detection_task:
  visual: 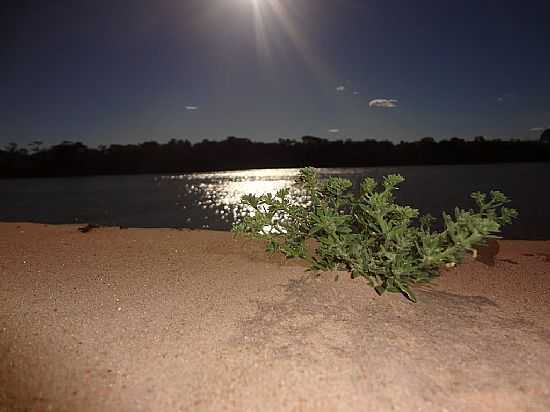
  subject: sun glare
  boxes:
[239,0,332,83]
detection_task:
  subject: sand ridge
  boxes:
[1,223,550,411]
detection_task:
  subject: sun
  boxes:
[230,0,332,83]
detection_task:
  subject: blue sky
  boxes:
[1,0,549,147]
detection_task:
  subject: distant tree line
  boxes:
[1,130,549,178]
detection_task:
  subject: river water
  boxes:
[1,163,548,239]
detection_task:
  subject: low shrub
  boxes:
[233,168,517,302]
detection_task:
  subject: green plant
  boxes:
[232,168,518,302]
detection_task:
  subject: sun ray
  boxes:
[249,0,335,84]
[252,0,272,61]
[275,1,334,83]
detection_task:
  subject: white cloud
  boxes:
[529,127,545,132]
[185,106,199,111]
[497,93,515,103]
[336,86,345,92]
[369,99,398,108]
[328,129,340,133]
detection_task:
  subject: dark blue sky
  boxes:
[1,0,549,147]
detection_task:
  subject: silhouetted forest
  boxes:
[1,132,549,178]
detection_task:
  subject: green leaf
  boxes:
[232,167,517,303]
[374,285,386,296]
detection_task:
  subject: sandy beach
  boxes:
[1,222,550,412]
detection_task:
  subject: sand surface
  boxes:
[1,223,550,412]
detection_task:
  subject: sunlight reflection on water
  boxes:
[160,168,382,228]
[162,168,303,226]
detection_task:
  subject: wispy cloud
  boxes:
[336,86,345,92]
[529,127,545,132]
[497,93,515,103]
[185,106,199,111]
[369,99,398,108]
[328,129,340,133]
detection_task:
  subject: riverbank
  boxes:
[1,223,550,411]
